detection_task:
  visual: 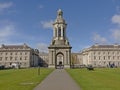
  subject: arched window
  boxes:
[58,28,61,37]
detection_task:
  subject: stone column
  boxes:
[55,29,57,37]
[56,28,58,39]
[68,50,70,65]
[49,50,55,68]
[68,50,71,65]
[61,26,63,37]
[64,28,66,38]
[66,51,68,64]
[53,28,55,37]
[51,51,53,64]
[49,51,52,65]
[53,51,55,65]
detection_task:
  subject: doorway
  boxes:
[56,53,64,69]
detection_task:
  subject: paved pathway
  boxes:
[34,69,80,90]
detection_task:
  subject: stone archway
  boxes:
[55,53,64,69]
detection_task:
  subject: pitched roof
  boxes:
[91,44,120,48]
[0,44,31,49]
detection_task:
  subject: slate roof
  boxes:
[91,44,120,48]
[0,44,31,49]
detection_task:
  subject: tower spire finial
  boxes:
[57,9,63,18]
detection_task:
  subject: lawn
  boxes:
[0,68,53,90]
[66,68,120,90]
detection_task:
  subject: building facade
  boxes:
[39,52,48,67]
[39,44,120,68]
[81,44,120,67]
[0,44,39,68]
[71,53,82,65]
[48,9,72,68]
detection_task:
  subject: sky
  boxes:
[0,0,120,52]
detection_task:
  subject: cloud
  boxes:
[0,25,14,37]
[111,29,120,41]
[0,21,15,43]
[111,13,120,42]
[0,2,13,12]
[41,20,54,29]
[92,33,107,43]
[112,14,120,25]
[36,43,48,52]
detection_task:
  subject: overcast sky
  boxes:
[0,0,120,52]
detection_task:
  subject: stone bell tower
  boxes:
[48,9,72,68]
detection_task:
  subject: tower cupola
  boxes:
[54,9,66,24]
[51,9,70,45]
[48,9,72,68]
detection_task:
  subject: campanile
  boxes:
[48,9,72,68]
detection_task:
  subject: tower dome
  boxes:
[54,9,66,24]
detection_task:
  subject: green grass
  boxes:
[66,68,120,90]
[0,68,53,90]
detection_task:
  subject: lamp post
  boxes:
[38,65,40,75]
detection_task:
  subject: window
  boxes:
[98,52,100,55]
[5,57,8,60]
[15,57,17,60]
[94,56,96,60]
[20,52,22,55]
[24,63,26,65]
[0,57,2,61]
[25,52,27,55]
[25,56,27,60]
[20,57,22,60]
[117,56,120,60]
[108,56,110,60]
[113,56,115,60]
[10,53,12,55]
[99,56,100,60]
[15,52,17,55]
[0,53,2,55]
[103,52,105,54]
[58,28,61,37]
[117,52,119,55]
[104,56,105,60]
[10,57,13,60]
[6,53,8,55]
[113,52,114,54]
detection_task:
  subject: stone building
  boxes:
[0,44,39,68]
[81,44,120,67]
[48,9,72,68]
[71,53,83,66]
[1,9,120,69]
[39,52,48,67]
